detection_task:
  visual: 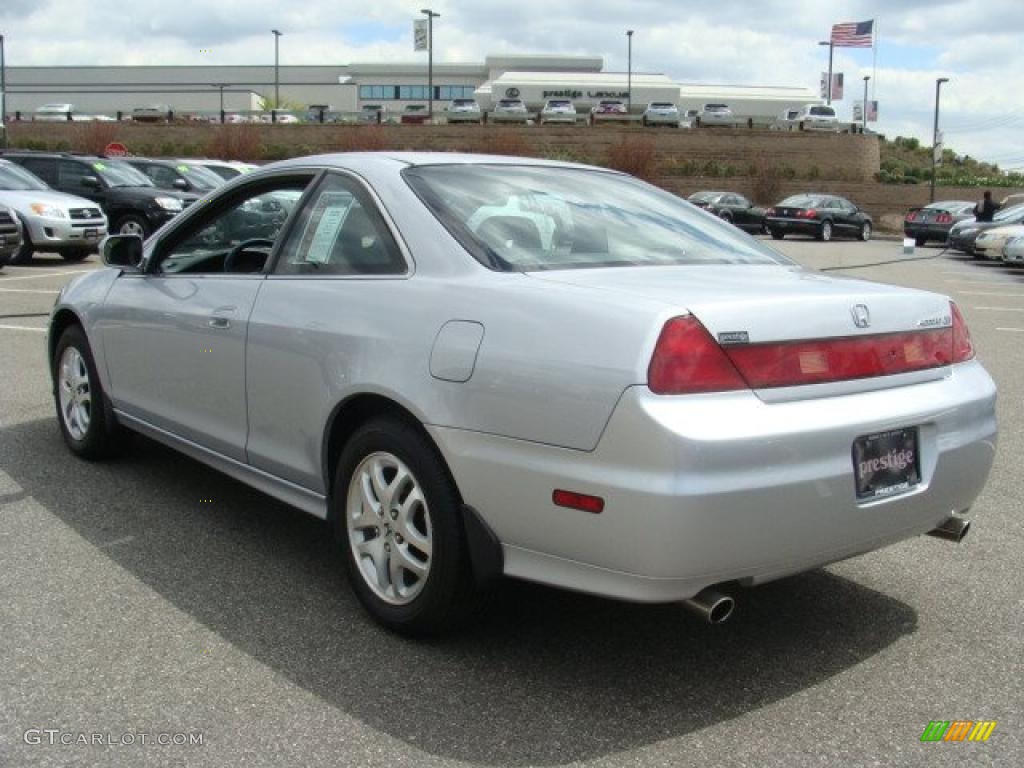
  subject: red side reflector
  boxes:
[553,490,605,514]
[723,329,953,388]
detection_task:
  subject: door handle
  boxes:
[208,316,231,329]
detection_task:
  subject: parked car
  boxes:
[687,191,766,233]
[903,201,975,246]
[123,158,225,194]
[948,203,1024,256]
[1002,234,1024,263]
[974,224,1024,261]
[131,104,171,123]
[0,203,25,267]
[770,108,801,131]
[33,103,74,122]
[54,152,996,635]
[400,104,431,125]
[445,99,483,124]
[491,98,529,123]
[2,152,195,239]
[0,158,106,264]
[540,99,578,125]
[766,193,872,241]
[642,102,682,127]
[794,104,840,132]
[698,103,737,127]
[1000,193,1024,209]
[177,158,258,181]
[591,100,628,122]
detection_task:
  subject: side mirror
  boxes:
[172,178,189,190]
[101,234,143,270]
[81,175,101,189]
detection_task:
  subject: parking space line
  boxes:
[0,288,61,294]
[0,270,92,281]
[945,279,1021,286]
[957,291,1024,297]
[0,323,46,333]
[973,306,1024,312]
[996,327,1024,332]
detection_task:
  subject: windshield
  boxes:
[0,161,49,190]
[650,103,675,109]
[91,160,155,188]
[498,99,522,107]
[178,164,225,190]
[452,99,476,106]
[705,104,728,111]
[809,106,836,116]
[994,203,1024,222]
[688,191,723,203]
[404,165,791,272]
[546,100,572,108]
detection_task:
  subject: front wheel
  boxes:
[9,235,34,265]
[334,417,475,635]
[860,222,872,242]
[818,220,833,242]
[770,230,785,240]
[53,325,127,459]
[60,249,91,263]
[115,215,150,239]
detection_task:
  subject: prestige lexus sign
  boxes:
[542,90,629,99]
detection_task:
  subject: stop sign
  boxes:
[104,142,128,157]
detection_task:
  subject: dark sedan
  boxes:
[948,203,1024,256]
[904,200,975,246]
[766,194,872,242]
[688,191,766,233]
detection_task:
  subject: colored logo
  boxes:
[920,720,996,742]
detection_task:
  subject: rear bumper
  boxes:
[767,218,821,236]
[904,223,951,241]
[432,361,997,602]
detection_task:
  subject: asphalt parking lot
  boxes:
[1,239,1021,768]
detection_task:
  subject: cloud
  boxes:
[2,0,1022,165]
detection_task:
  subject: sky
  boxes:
[2,0,1022,169]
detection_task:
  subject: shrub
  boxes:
[602,136,659,180]
[206,125,263,162]
[475,129,532,158]
[331,125,389,153]
[805,165,821,181]
[749,159,782,204]
[71,121,121,155]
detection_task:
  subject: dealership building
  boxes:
[2,54,821,119]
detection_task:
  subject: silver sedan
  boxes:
[49,153,998,634]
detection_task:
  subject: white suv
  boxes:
[795,104,841,132]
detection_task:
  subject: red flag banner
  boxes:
[831,19,874,48]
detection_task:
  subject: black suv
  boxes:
[122,158,225,195]
[1,152,196,238]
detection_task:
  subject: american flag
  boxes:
[831,19,874,48]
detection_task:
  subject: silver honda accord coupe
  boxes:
[48,152,998,634]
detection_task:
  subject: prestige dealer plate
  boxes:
[853,427,921,500]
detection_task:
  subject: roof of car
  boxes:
[263,151,613,175]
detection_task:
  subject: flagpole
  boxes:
[872,18,878,100]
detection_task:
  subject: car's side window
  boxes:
[148,165,178,189]
[58,160,93,188]
[18,158,58,185]
[154,178,311,275]
[735,195,750,208]
[274,173,406,276]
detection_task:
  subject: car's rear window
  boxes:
[809,106,836,116]
[498,99,522,107]
[404,165,791,272]
[779,195,827,208]
[452,99,476,106]
[704,104,728,111]
[650,103,675,109]
[547,100,572,107]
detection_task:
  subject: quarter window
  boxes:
[274,174,406,276]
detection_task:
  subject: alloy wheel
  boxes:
[58,346,92,441]
[346,451,432,605]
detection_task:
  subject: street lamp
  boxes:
[271,29,282,115]
[931,77,950,203]
[626,30,634,114]
[421,9,440,121]
[212,84,230,123]
[862,75,870,133]
[818,40,834,104]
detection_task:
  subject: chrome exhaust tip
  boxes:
[927,515,971,543]
[682,587,735,624]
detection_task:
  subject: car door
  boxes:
[835,198,860,234]
[731,195,754,228]
[57,159,109,208]
[96,172,316,460]
[245,171,411,492]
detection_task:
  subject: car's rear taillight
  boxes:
[798,208,818,219]
[648,316,747,394]
[906,211,918,222]
[765,208,775,217]
[951,301,975,362]
[936,213,953,224]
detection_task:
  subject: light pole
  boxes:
[1,34,7,148]
[818,40,834,104]
[626,30,634,114]
[931,77,949,203]
[271,29,282,114]
[213,84,230,123]
[862,75,870,133]
[421,9,440,121]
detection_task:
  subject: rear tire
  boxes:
[53,324,127,460]
[770,230,785,240]
[860,222,872,242]
[914,236,927,247]
[818,220,833,242]
[60,249,91,263]
[333,417,476,636]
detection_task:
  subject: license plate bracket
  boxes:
[84,228,98,239]
[853,427,921,500]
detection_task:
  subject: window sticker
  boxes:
[304,192,354,264]
[92,162,107,171]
